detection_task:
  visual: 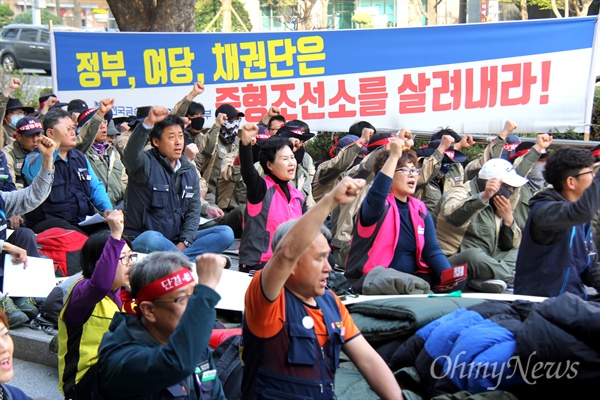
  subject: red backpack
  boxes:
[36,228,88,277]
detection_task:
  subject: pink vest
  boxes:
[240,175,305,265]
[346,193,430,280]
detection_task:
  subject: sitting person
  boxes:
[0,308,48,400]
[242,176,402,399]
[345,137,458,293]
[515,147,600,298]
[436,158,528,293]
[238,124,305,273]
[312,121,373,203]
[275,121,316,207]
[199,103,243,203]
[414,129,472,215]
[464,120,519,181]
[0,135,56,327]
[21,108,113,235]
[508,134,552,230]
[57,210,132,400]
[3,115,43,190]
[331,131,397,269]
[123,107,233,260]
[76,100,126,209]
[96,252,227,399]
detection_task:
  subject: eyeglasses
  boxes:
[572,170,595,179]
[153,293,193,306]
[119,253,138,264]
[395,167,421,176]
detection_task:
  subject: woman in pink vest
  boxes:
[238,123,305,273]
[345,135,460,293]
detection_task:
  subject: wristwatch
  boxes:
[183,240,191,248]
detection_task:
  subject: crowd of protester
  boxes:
[0,78,599,399]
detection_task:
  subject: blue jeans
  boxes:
[132,226,235,261]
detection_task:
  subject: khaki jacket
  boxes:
[199,123,238,198]
[218,151,246,211]
[435,178,521,257]
[414,149,465,215]
[2,139,27,189]
[312,142,362,203]
[464,136,506,181]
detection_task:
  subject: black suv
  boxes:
[0,24,79,74]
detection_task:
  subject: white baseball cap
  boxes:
[478,158,528,188]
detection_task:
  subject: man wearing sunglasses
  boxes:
[96,251,227,400]
[515,147,600,298]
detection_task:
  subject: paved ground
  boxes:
[11,358,61,400]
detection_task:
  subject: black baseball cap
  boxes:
[67,99,89,114]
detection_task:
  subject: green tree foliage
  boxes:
[195,0,252,32]
[12,9,62,25]
[306,132,338,165]
[0,69,49,108]
[260,0,321,30]
[352,11,372,26]
[528,0,563,11]
[591,86,600,141]
[529,0,592,17]
[0,3,14,27]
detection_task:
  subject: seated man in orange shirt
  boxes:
[242,174,403,400]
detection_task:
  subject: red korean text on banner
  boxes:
[358,76,388,116]
[328,80,356,118]
[271,83,298,120]
[298,81,326,120]
[397,73,431,114]
[216,87,242,109]
[241,84,268,122]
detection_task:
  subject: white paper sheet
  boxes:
[78,214,105,226]
[199,216,218,226]
[214,269,252,311]
[3,255,57,298]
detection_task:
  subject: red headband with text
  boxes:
[121,269,194,314]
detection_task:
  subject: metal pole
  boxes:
[32,0,41,25]
[377,129,600,148]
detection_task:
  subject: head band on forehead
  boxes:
[503,143,520,151]
[137,268,194,303]
[122,269,194,314]
[367,137,393,151]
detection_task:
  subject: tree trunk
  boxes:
[319,0,329,29]
[520,0,528,20]
[416,0,437,25]
[73,0,81,28]
[222,0,232,32]
[427,0,437,25]
[550,0,563,18]
[55,0,61,17]
[106,0,196,32]
[576,0,592,16]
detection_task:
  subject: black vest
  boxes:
[125,150,196,242]
[0,151,17,193]
[26,149,94,227]
[242,290,344,400]
[0,194,7,241]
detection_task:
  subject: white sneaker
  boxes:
[467,279,507,294]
